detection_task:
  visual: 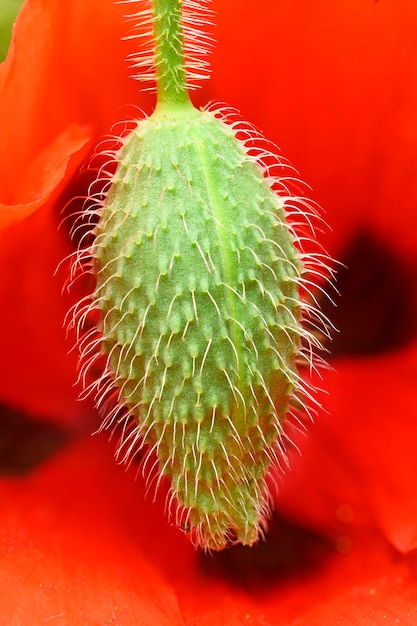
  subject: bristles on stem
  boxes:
[120,0,214,93]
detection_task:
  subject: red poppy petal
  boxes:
[0,0,152,221]
[0,123,90,230]
[0,436,185,624]
[178,534,417,624]
[3,434,417,623]
[0,203,88,423]
[282,536,417,625]
[209,0,417,259]
[0,0,149,420]
[0,0,143,158]
[276,339,417,554]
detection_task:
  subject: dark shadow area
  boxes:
[0,405,70,476]
[323,230,417,357]
[199,513,333,593]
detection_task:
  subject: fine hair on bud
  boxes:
[121,0,214,90]
[65,0,335,552]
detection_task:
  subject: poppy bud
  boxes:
[71,0,331,550]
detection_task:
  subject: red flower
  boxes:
[1,0,417,622]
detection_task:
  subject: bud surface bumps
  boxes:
[93,109,303,549]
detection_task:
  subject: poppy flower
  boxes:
[1,0,417,623]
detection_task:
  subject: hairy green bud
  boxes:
[68,0,331,551]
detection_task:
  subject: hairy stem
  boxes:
[152,0,193,112]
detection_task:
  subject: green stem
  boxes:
[152,0,193,113]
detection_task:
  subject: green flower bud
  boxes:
[69,0,332,551]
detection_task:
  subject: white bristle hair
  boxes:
[120,0,214,90]
[62,96,335,551]
[60,1,336,550]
